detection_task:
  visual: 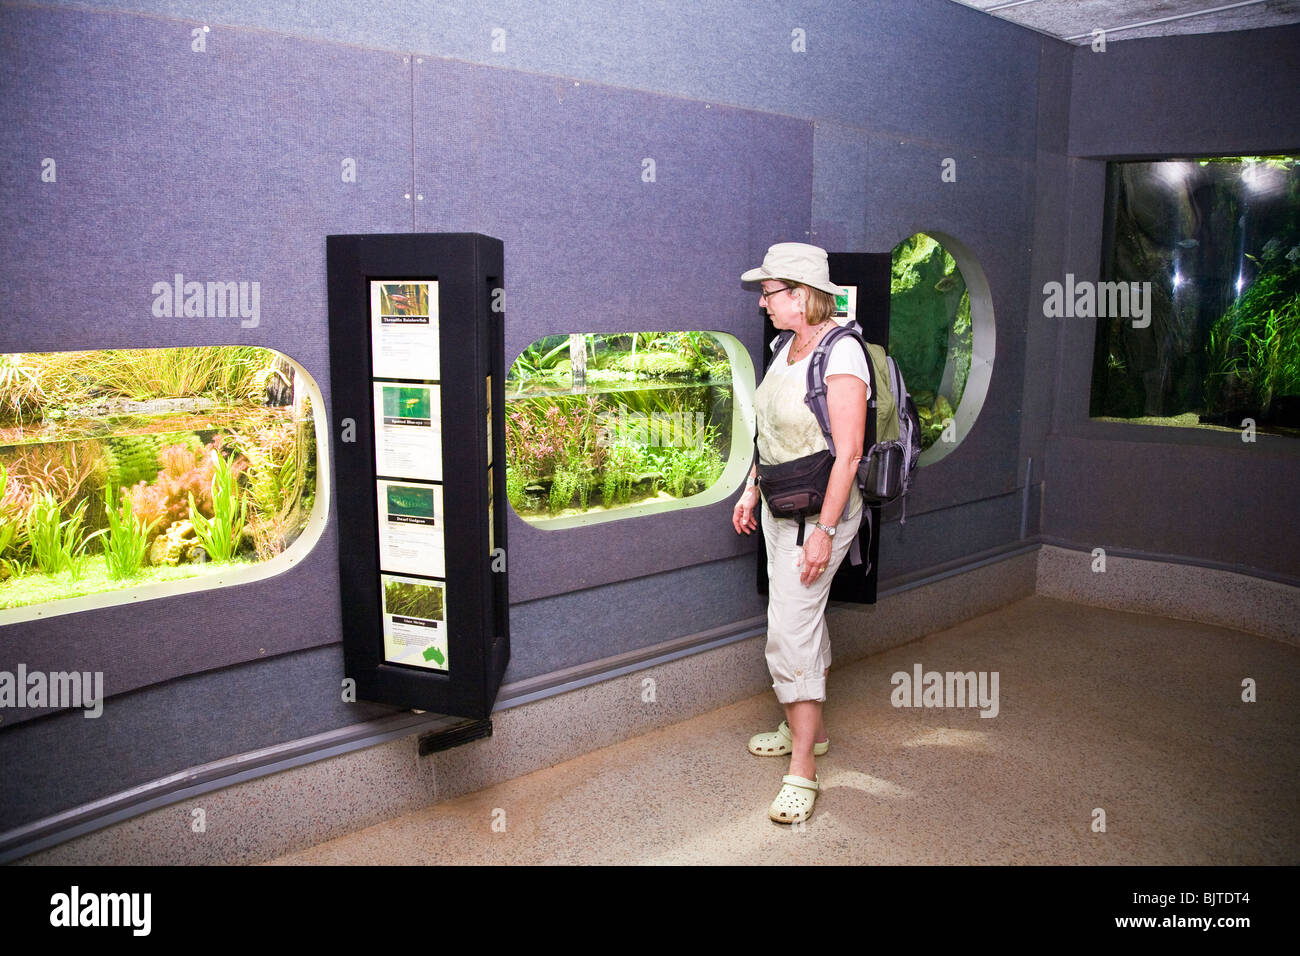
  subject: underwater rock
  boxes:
[149,519,198,566]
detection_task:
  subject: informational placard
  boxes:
[833,285,857,325]
[372,382,442,480]
[380,573,448,670]
[370,281,439,380]
[376,480,445,578]
[329,233,509,717]
[368,279,446,672]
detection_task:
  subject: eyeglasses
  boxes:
[759,285,792,303]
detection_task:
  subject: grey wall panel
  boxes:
[504,555,764,683]
[1035,37,1072,156]
[1042,435,1300,581]
[1069,25,1300,158]
[1041,24,1300,584]
[0,644,398,831]
[43,0,1043,159]
[0,5,413,713]
[873,489,1027,581]
[812,122,869,251]
[412,57,814,604]
[863,132,1033,509]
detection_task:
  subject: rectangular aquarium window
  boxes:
[1091,156,1300,437]
[505,331,753,528]
[0,347,325,618]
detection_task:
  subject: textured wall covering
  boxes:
[1043,24,1300,582]
[23,0,1283,837]
[0,5,416,711]
[1069,24,1300,158]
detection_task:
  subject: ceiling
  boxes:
[947,0,1300,43]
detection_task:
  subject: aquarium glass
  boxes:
[506,332,746,527]
[0,346,323,616]
[1091,156,1300,436]
[889,233,973,451]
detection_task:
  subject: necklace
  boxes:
[786,323,828,365]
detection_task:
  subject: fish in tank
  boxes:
[1091,155,1300,436]
[0,347,318,612]
[505,331,734,523]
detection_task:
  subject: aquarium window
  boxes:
[1091,156,1300,437]
[0,347,328,621]
[889,232,992,463]
[505,331,753,528]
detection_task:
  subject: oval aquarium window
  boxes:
[0,346,328,621]
[505,331,754,528]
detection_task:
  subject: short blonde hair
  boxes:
[791,282,835,326]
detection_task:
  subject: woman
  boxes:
[733,242,869,824]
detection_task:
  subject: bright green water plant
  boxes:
[25,491,90,578]
[188,450,246,562]
[90,486,157,580]
[1206,264,1300,413]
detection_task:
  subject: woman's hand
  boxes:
[733,486,759,534]
[800,525,833,586]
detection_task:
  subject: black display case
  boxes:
[327,233,508,718]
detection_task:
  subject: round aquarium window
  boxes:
[889,232,994,464]
[0,346,328,622]
[505,331,754,528]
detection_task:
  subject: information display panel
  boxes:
[328,234,508,718]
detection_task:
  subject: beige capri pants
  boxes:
[760,496,862,704]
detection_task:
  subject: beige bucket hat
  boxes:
[741,242,842,296]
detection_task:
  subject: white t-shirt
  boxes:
[769,331,872,395]
[755,329,872,466]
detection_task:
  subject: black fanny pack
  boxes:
[757,449,835,542]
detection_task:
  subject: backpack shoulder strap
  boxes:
[804,323,869,458]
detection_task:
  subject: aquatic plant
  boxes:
[0,462,32,566]
[127,441,220,533]
[384,580,443,620]
[600,441,645,505]
[548,467,581,514]
[0,353,47,426]
[188,449,246,562]
[505,466,528,512]
[91,486,157,580]
[25,491,90,578]
[645,427,725,498]
[1206,264,1300,414]
[1,440,107,517]
[229,421,308,559]
[30,347,278,409]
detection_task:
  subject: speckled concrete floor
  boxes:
[264,596,1300,865]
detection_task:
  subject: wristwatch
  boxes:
[745,475,759,489]
[814,521,836,537]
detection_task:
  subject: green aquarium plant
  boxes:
[0,463,26,555]
[90,486,158,580]
[1206,264,1300,414]
[188,450,246,562]
[25,490,91,578]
